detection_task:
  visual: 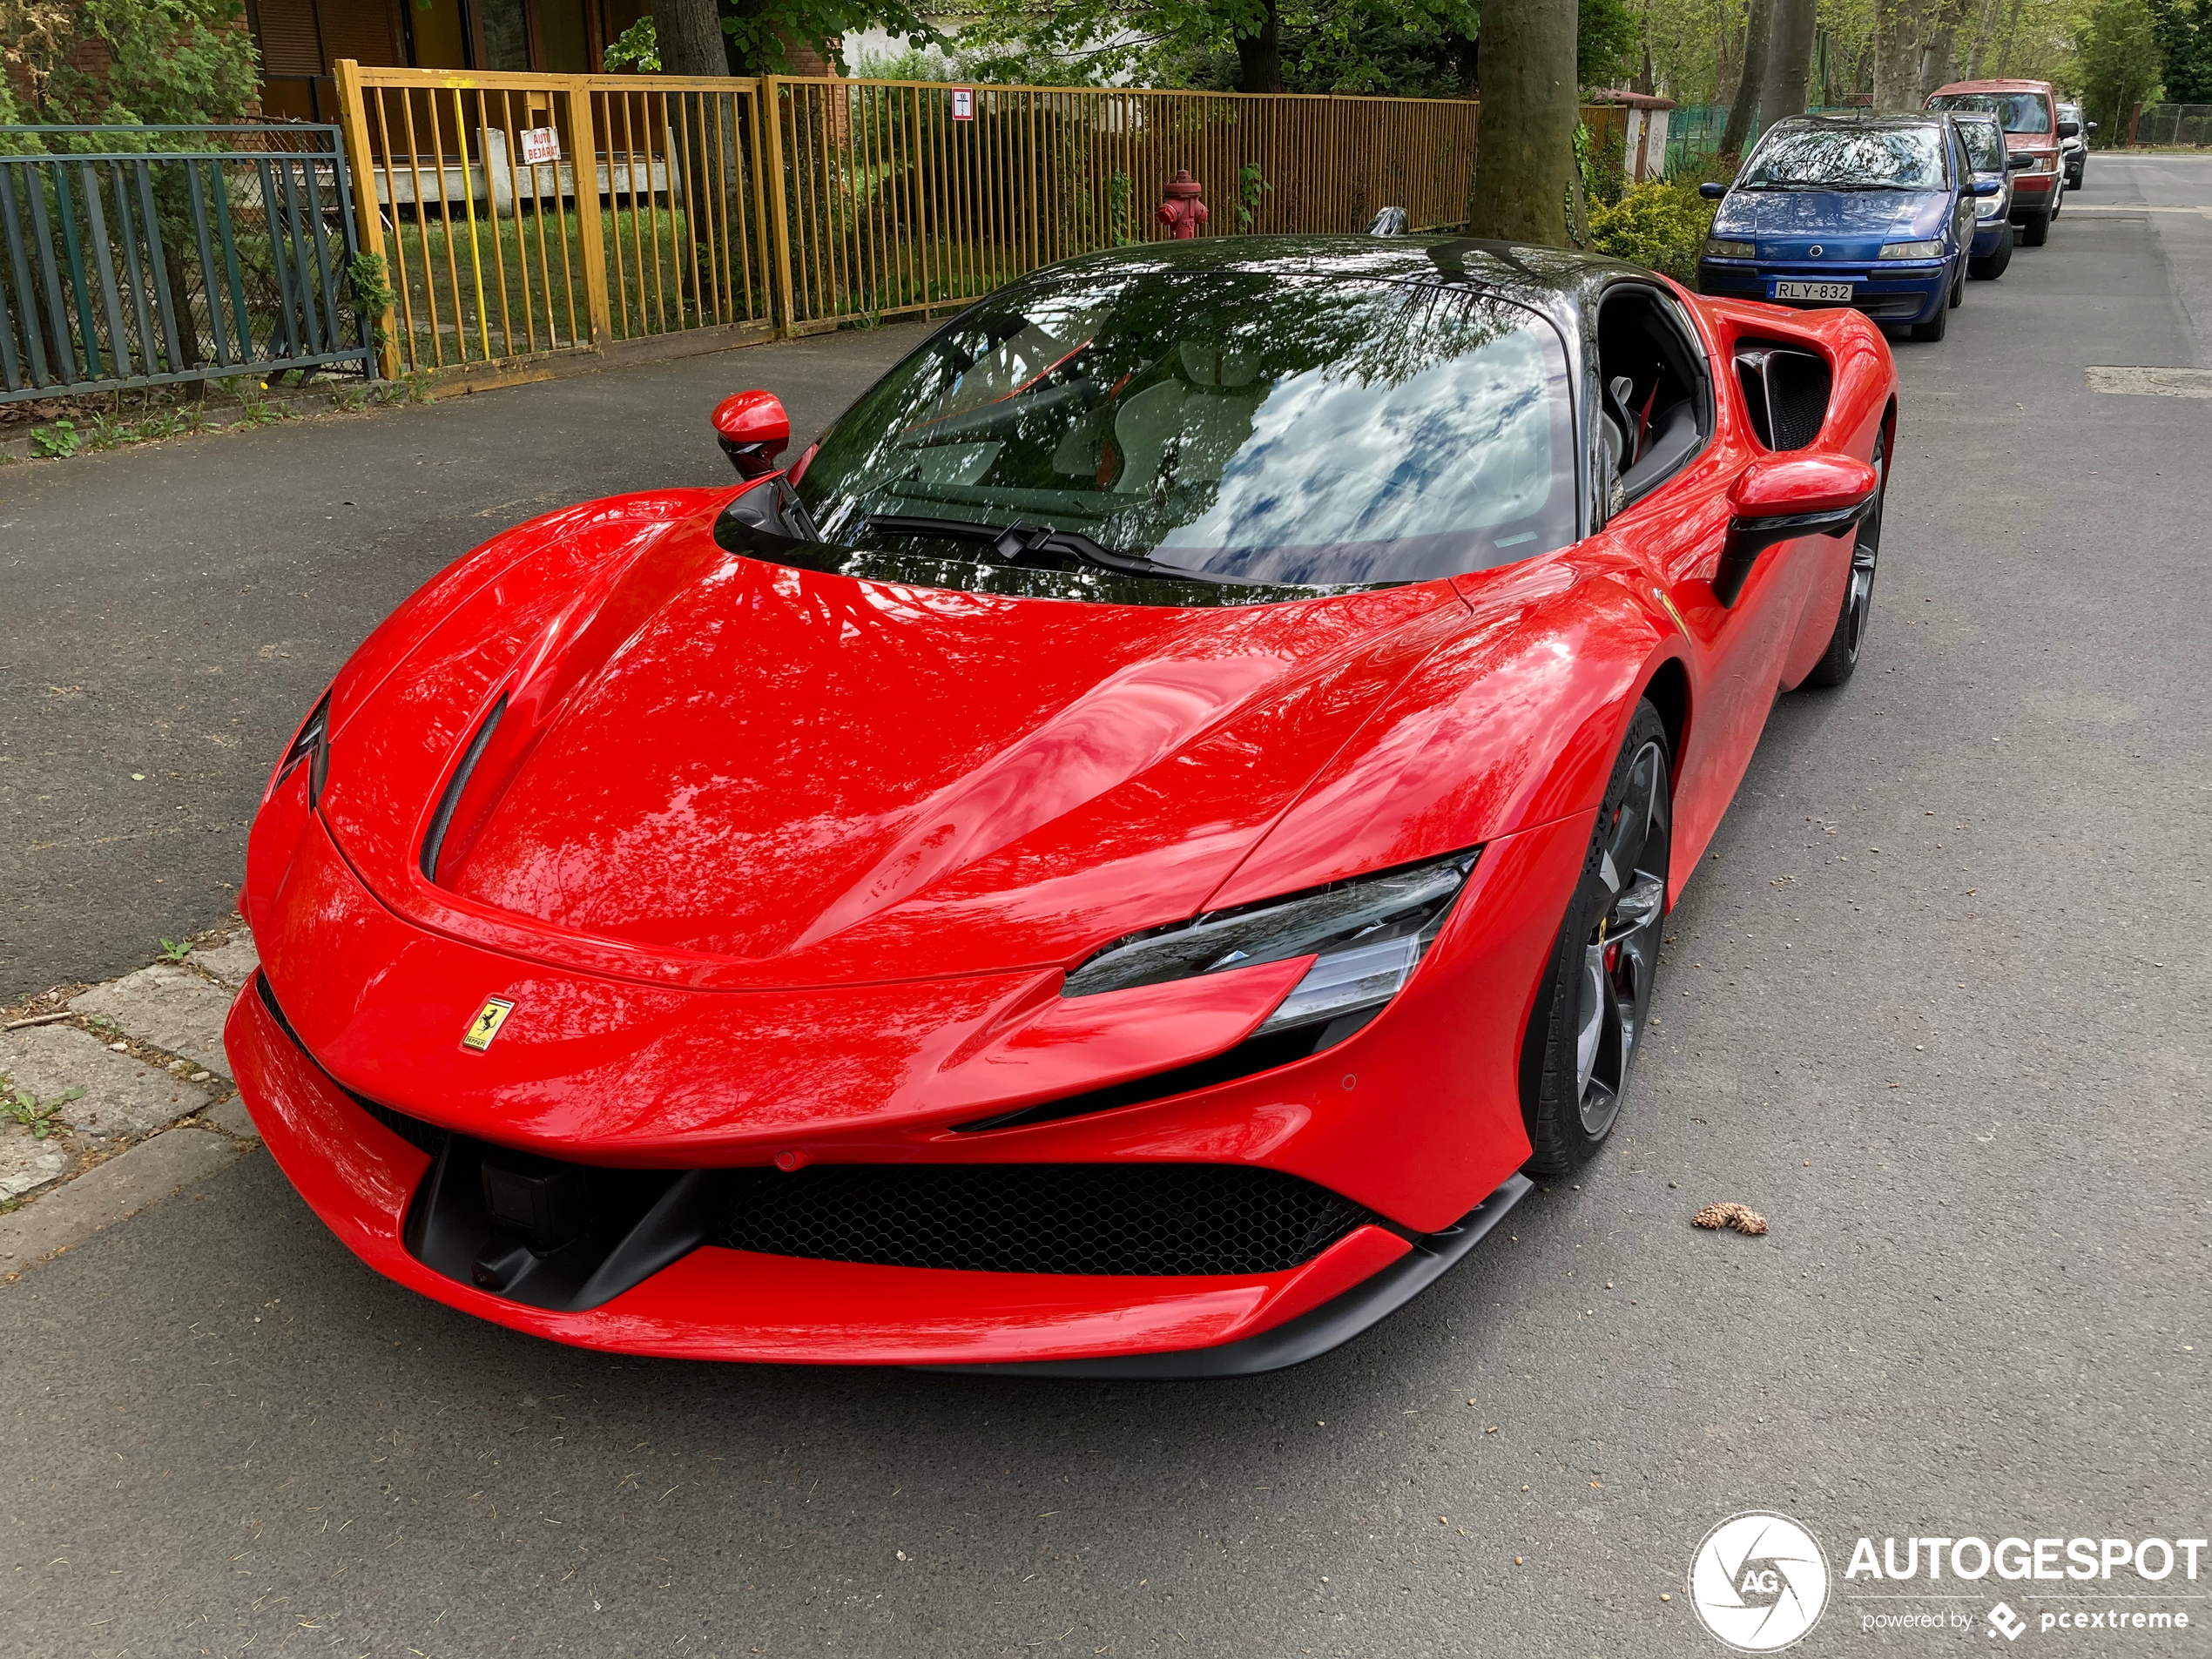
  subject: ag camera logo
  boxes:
[1689,1512,1831,1651]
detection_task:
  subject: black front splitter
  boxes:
[914,1172,1533,1380]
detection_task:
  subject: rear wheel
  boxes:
[1968,226,2013,280]
[2021,211,2051,246]
[1519,703,1671,1175]
[1802,434,1886,689]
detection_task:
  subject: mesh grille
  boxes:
[714,1163,1375,1277]
[1764,351,1833,449]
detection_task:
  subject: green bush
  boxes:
[1589,179,1717,284]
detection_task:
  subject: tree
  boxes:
[1467,0,1579,245]
[652,0,725,74]
[1717,0,1774,152]
[2149,0,2212,101]
[1763,0,1817,118]
[2079,0,2166,130]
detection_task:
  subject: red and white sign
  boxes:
[951,88,974,121]
[520,125,561,165]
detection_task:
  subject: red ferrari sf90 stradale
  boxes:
[228,237,1894,1375]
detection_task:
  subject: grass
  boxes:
[383,205,778,368]
[3,1081,82,1141]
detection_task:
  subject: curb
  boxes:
[0,1129,247,1279]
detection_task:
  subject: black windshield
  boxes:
[1928,91,2051,133]
[793,268,1576,591]
[1741,125,1949,189]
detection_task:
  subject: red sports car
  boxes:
[228,239,1894,1376]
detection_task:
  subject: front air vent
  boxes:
[419,695,506,881]
[1735,343,1832,451]
[715,1163,1378,1277]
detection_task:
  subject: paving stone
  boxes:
[0,1129,243,1269]
[0,1023,211,1143]
[197,1093,261,1143]
[187,929,260,989]
[0,1130,70,1201]
[71,965,234,1078]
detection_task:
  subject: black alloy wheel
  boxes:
[1520,702,1672,1174]
[1802,433,1886,688]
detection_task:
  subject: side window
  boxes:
[1595,287,1711,512]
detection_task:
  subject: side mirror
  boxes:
[2057,118,2080,138]
[2007,152,2033,171]
[712,390,791,480]
[1973,177,2002,197]
[1713,454,1879,608]
[2087,120,2100,132]
[1698,181,1728,200]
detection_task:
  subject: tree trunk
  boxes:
[1717,0,1775,156]
[1468,0,1579,246]
[1993,0,2025,76]
[1234,0,1284,93]
[1916,29,1956,98]
[1871,0,1927,111]
[1761,0,1818,122]
[1964,0,1996,78]
[655,0,726,77]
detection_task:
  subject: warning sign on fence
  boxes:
[951,88,974,120]
[521,126,561,165]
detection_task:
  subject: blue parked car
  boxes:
[1953,109,2027,280]
[1696,114,1997,342]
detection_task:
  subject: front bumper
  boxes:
[230,804,1579,1370]
[227,979,1527,1370]
[1699,260,1950,324]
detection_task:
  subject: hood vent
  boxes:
[420,695,507,882]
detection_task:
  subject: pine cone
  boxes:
[1692,1202,1769,1235]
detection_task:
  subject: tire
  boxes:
[1801,433,1886,689]
[2021,211,2050,246]
[1518,702,1671,1176]
[1948,267,1965,308]
[1909,301,1948,342]
[1968,226,2013,280]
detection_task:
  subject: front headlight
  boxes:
[1878,239,1945,260]
[1976,192,2006,218]
[1704,237,1757,260]
[1063,849,1480,1039]
[273,692,331,808]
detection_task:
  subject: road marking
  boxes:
[2084,366,2212,397]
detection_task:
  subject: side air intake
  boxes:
[1735,343,1832,451]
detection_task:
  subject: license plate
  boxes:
[1773,280,1854,301]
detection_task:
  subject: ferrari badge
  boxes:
[462,996,515,1052]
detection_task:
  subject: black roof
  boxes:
[1022,233,1637,334]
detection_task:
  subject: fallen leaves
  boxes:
[1693,1202,1769,1236]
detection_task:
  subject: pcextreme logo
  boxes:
[1689,1512,1831,1651]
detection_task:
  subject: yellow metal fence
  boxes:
[336,65,1600,381]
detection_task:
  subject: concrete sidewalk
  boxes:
[0,322,928,1003]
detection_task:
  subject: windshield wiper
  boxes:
[863,514,1218,583]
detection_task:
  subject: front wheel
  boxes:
[1968,226,2013,280]
[1518,702,1672,1175]
[1909,301,1948,342]
[1801,434,1885,688]
[1948,266,1965,307]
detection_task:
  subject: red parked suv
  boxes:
[1926,79,2069,245]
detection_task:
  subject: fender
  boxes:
[1209,559,1682,911]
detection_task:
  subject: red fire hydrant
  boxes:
[1157,170,1208,239]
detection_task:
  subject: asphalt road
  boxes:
[3,154,2209,1659]
[0,325,928,1002]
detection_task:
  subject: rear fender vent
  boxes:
[1734,342,1833,451]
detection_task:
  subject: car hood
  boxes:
[1716,188,1951,252]
[317,492,1466,991]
